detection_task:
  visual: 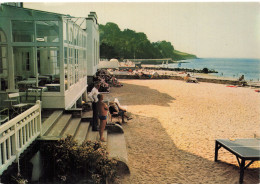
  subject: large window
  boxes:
[0,29,7,75]
[0,47,7,74]
[37,47,60,92]
[0,29,7,42]
[12,21,34,42]
[68,47,74,87]
[0,29,7,91]
[13,47,35,91]
[36,21,59,42]
[0,46,8,91]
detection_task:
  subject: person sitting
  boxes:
[109,101,132,124]
[184,74,198,83]
[114,98,127,112]
[238,75,247,86]
[97,94,108,142]
[111,76,123,87]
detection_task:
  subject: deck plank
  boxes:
[62,118,81,138]
[42,110,63,135]
[46,114,72,136]
[74,122,90,144]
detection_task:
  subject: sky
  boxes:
[24,2,260,59]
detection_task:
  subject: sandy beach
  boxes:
[106,79,260,184]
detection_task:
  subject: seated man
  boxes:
[109,101,132,124]
[184,74,198,83]
[238,75,247,86]
[97,94,108,142]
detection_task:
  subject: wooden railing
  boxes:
[0,100,41,175]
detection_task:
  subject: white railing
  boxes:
[0,100,41,175]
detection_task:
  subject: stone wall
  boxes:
[114,75,241,85]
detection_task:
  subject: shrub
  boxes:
[40,135,118,183]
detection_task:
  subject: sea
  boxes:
[164,58,260,82]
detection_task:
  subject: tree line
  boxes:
[99,22,196,61]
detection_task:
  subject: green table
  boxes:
[215,138,260,183]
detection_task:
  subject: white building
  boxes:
[86,12,100,83]
[0,3,99,109]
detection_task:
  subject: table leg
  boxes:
[215,141,219,161]
[239,159,245,184]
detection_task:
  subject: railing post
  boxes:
[36,100,42,137]
[14,121,18,163]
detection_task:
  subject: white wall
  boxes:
[86,13,99,77]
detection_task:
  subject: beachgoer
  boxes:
[97,94,108,142]
[238,75,247,86]
[88,83,100,131]
[109,101,132,123]
[184,74,191,82]
[239,75,244,81]
[111,76,123,87]
[184,74,198,83]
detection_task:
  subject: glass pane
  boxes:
[74,27,78,45]
[37,47,60,92]
[83,50,87,76]
[63,21,67,43]
[64,47,68,90]
[36,21,59,42]
[0,47,7,58]
[13,47,35,91]
[0,30,7,42]
[64,47,67,64]
[69,27,73,44]
[12,21,34,42]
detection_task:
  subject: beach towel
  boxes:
[226,85,237,88]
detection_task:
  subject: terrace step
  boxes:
[74,122,90,144]
[86,125,99,142]
[85,126,108,146]
[45,114,72,136]
[81,110,92,122]
[41,110,63,136]
[107,133,130,174]
[65,108,82,118]
[62,118,81,138]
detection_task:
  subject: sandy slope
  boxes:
[106,79,260,184]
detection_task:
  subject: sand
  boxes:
[106,79,260,184]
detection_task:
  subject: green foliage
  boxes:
[99,22,197,60]
[40,135,118,184]
[11,174,28,184]
[172,50,197,60]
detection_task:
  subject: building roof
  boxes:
[0,4,73,20]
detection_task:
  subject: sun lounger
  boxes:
[215,138,260,184]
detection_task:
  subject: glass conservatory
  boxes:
[0,4,91,109]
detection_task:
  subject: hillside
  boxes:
[99,22,197,61]
[172,50,197,60]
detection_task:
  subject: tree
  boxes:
[99,22,196,60]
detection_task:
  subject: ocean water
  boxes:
[166,58,260,81]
